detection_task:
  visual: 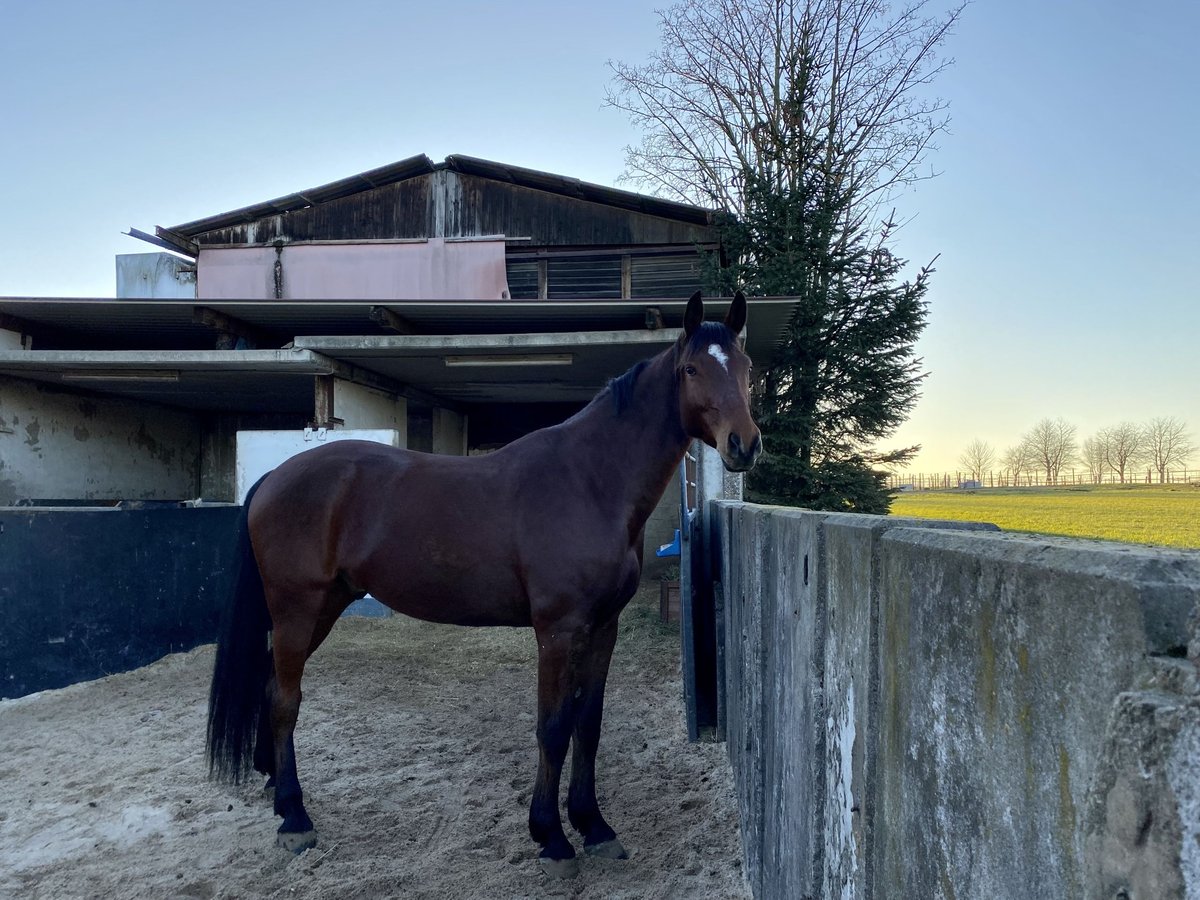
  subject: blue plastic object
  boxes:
[656,529,682,558]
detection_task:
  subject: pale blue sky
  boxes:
[1,1,1196,473]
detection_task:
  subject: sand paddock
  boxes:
[0,588,748,899]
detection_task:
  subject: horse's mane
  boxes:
[607,360,650,415]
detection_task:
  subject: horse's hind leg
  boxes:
[267,619,317,852]
[266,588,350,853]
[254,598,346,794]
[254,671,277,785]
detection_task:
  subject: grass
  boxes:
[889,483,1200,550]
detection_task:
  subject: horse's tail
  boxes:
[206,473,273,783]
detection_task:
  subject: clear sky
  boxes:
[1,1,1196,474]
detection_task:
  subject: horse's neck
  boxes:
[563,349,690,531]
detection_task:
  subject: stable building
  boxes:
[0,154,794,708]
[0,154,791,504]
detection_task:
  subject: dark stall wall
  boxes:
[0,506,241,699]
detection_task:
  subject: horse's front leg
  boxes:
[529,624,583,877]
[566,615,628,859]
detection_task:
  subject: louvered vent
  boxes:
[631,255,703,298]
[547,257,622,299]
[506,260,539,299]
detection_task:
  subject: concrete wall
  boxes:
[115,252,196,298]
[0,378,201,503]
[1,327,32,350]
[333,378,407,437]
[715,502,1200,900]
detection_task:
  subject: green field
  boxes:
[889,484,1200,550]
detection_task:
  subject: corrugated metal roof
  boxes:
[165,155,716,239]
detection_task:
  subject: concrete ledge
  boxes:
[714,504,1200,900]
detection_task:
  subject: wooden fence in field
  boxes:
[887,468,1198,491]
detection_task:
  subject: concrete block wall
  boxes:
[715,502,1200,900]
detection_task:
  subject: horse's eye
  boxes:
[684,365,697,376]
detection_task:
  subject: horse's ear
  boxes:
[683,291,703,337]
[725,291,747,336]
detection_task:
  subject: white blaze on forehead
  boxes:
[707,343,730,372]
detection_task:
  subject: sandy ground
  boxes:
[0,587,749,899]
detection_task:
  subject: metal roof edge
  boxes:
[293,328,681,353]
[166,154,438,237]
[443,155,716,225]
[0,348,335,370]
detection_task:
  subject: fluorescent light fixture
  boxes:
[62,370,181,382]
[444,354,573,368]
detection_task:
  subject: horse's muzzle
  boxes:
[723,432,763,472]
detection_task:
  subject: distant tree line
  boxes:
[956,417,1195,485]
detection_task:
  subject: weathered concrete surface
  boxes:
[758,508,822,900]
[0,377,201,503]
[115,252,196,298]
[717,505,997,900]
[715,504,1200,900]
[1083,667,1200,900]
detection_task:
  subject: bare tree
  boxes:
[1001,439,1037,487]
[608,0,964,512]
[958,438,995,483]
[1144,416,1195,482]
[1081,433,1108,484]
[1023,418,1077,485]
[1099,422,1146,484]
[607,0,965,219]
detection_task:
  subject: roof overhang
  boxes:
[294,329,681,404]
[0,349,336,414]
[0,296,795,410]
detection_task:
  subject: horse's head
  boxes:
[676,291,762,473]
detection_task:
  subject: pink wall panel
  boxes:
[197,239,510,300]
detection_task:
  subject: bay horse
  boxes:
[206,292,761,877]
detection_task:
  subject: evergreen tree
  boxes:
[706,171,931,512]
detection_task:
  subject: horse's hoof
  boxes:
[585,838,629,860]
[276,830,318,854]
[538,855,580,878]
